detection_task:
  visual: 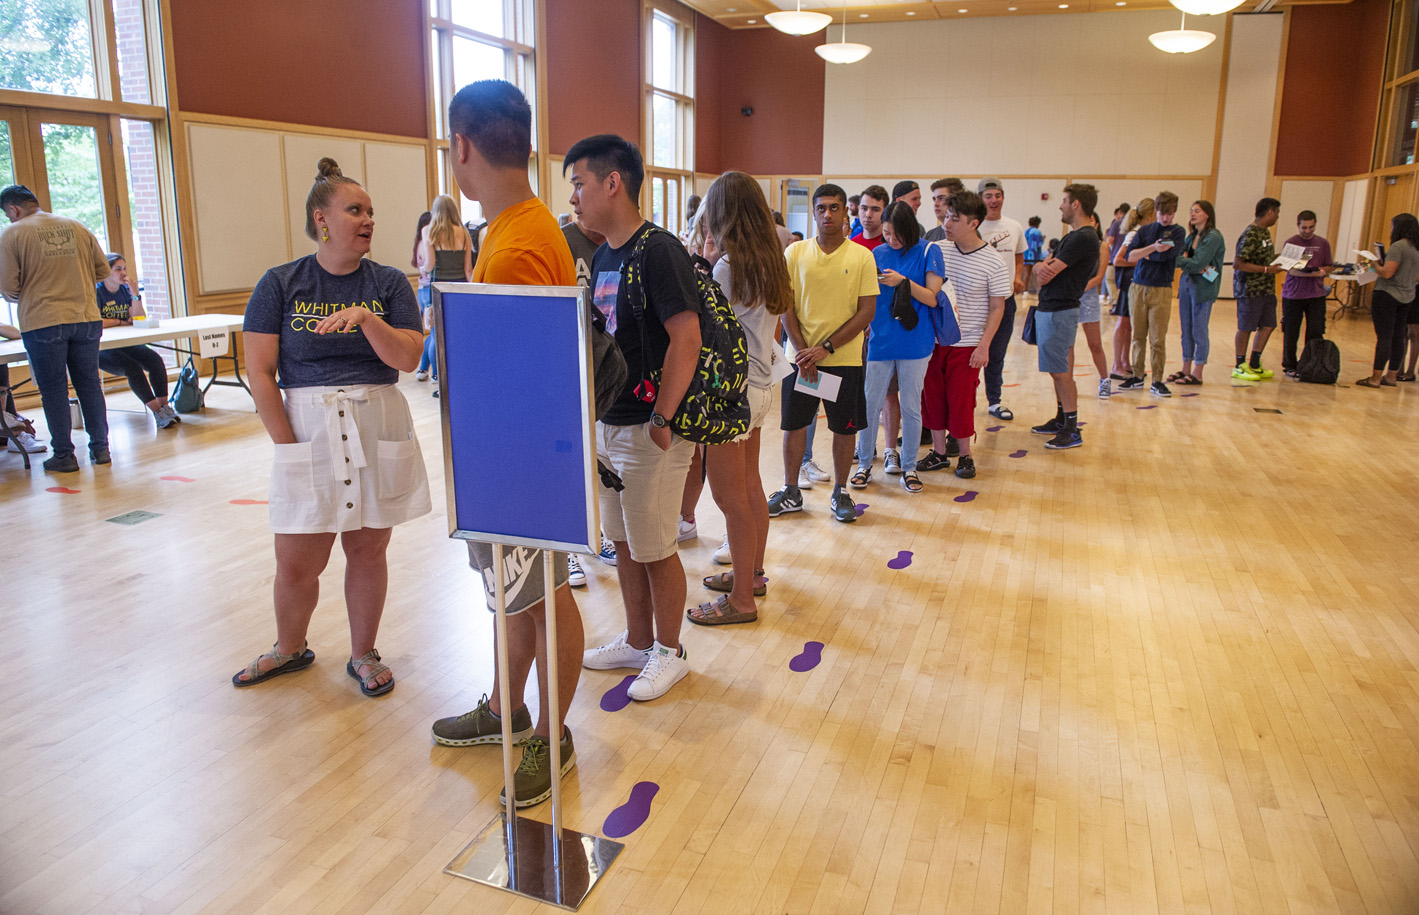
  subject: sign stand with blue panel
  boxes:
[432,282,622,911]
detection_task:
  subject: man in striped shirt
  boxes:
[919,190,1009,479]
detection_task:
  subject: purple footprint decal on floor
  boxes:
[986,425,1004,432]
[789,641,824,672]
[1009,449,1027,458]
[855,502,868,517]
[954,491,978,503]
[604,781,659,838]
[887,550,914,569]
[1137,405,1158,410]
[599,675,636,712]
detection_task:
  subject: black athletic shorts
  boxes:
[781,364,867,435]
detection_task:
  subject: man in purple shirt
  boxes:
[1279,209,1334,378]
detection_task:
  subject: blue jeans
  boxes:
[1177,274,1214,365]
[984,295,1017,406]
[857,356,930,472]
[416,286,437,376]
[21,321,108,458]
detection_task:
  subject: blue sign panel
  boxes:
[434,283,597,553]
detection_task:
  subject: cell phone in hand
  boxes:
[1157,240,1174,249]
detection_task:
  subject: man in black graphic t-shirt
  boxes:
[1029,183,1099,451]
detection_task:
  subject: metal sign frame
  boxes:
[432,282,599,554]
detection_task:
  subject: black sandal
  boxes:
[849,467,871,489]
[232,642,315,687]
[901,472,923,494]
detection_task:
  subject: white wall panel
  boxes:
[823,11,1224,177]
[363,142,429,272]
[1278,179,1337,244]
[1212,13,1285,297]
[187,124,288,295]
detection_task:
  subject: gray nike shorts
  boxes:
[467,542,569,614]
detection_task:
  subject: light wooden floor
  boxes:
[2,306,1418,914]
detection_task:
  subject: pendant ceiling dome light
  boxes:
[1168,0,1245,15]
[1149,11,1217,53]
[815,0,872,64]
[765,1,832,35]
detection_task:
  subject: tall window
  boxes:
[1380,0,1419,166]
[0,0,175,323]
[645,6,693,235]
[428,0,537,224]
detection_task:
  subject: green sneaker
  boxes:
[1231,364,1261,381]
[431,694,534,747]
[1250,364,1274,379]
[500,730,577,808]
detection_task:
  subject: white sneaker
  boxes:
[883,449,902,474]
[802,459,830,482]
[627,641,689,701]
[582,631,652,670]
[415,369,430,381]
[567,554,586,587]
[1098,378,1111,400]
[797,464,814,489]
[712,540,732,565]
[7,431,46,453]
[677,517,698,542]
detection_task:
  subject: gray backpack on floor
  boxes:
[1297,338,1340,385]
[171,358,204,413]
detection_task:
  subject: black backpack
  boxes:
[171,357,204,413]
[624,228,749,446]
[1296,337,1340,384]
[588,297,628,421]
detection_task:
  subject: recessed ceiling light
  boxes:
[859,12,868,17]
[747,18,755,23]
[958,7,967,11]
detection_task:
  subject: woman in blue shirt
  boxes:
[853,202,943,494]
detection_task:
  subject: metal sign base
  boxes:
[444,812,624,911]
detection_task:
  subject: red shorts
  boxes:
[921,344,980,440]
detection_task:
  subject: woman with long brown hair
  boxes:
[1110,198,1153,379]
[688,171,793,625]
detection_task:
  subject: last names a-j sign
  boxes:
[432,283,598,554]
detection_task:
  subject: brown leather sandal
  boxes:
[687,595,758,626]
[704,570,766,597]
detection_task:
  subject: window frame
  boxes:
[427,0,541,221]
[643,3,694,235]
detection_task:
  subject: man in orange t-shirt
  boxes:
[429,80,584,810]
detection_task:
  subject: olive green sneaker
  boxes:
[431,694,534,747]
[500,730,577,808]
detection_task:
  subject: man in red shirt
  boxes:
[853,185,888,252]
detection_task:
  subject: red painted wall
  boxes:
[169,0,427,139]
[545,0,642,155]
[1274,0,1388,176]
[714,27,824,176]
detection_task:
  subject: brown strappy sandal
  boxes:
[687,594,758,626]
[703,570,767,597]
[232,641,315,687]
[347,649,394,697]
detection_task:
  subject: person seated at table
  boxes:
[96,254,179,429]
[233,156,431,697]
[0,322,46,454]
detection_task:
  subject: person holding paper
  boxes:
[851,200,942,494]
[1279,210,1333,379]
[1170,201,1225,386]
[428,82,591,806]
[920,189,1008,479]
[1357,213,1419,388]
[572,133,702,702]
[769,184,878,524]
[95,253,180,429]
[1030,184,1100,449]
[687,171,794,626]
[235,157,430,699]
[1122,190,1187,396]
[1231,197,1284,381]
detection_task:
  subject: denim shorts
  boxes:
[1035,308,1079,374]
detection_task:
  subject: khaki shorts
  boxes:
[596,421,695,563]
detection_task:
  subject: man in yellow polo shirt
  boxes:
[770,183,878,523]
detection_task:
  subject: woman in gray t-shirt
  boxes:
[1358,214,1419,387]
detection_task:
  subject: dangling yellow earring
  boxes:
[321,226,329,243]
